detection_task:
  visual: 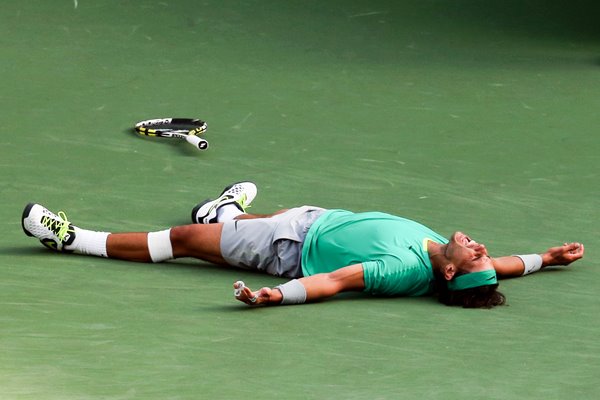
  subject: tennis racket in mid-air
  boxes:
[134,118,209,151]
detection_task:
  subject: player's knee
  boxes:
[169,224,224,261]
[170,224,220,251]
[169,225,200,250]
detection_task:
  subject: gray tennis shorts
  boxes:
[219,206,326,278]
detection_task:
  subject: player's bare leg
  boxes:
[106,223,226,264]
[22,203,228,265]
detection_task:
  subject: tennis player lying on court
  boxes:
[21,182,584,308]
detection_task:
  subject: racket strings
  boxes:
[134,118,207,136]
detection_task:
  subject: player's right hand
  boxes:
[542,242,585,267]
[233,281,276,306]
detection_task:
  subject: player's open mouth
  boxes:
[456,232,474,246]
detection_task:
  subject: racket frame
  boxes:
[134,118,208,151]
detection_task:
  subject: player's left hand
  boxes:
[542,242,585,267]
[233,281,275,306]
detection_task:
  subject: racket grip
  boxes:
[186,135,209,151]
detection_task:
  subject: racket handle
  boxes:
[186,135,209,151]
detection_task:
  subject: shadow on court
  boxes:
[341,0,600,39]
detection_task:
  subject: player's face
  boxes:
[445,232,495,273]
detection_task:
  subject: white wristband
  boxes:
[274,279,307,305]
[515,254,543,275]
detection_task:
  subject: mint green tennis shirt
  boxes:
[301,210,448,296]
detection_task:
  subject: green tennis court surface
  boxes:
[1,1,598,398]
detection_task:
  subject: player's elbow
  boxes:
[328,264,366,292]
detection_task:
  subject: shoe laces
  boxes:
[41,211,72,241]
[237,193,251,212]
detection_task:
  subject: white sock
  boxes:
[147,229,173,262]
[217,204,244,222]
[67,227,110,257]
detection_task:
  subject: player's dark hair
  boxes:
[437,283,506,308]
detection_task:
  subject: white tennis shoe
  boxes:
[191,181,257,224]
[22,203,76,252]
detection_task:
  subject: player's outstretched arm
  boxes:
[234,264,365,306]
[493,242,585,278]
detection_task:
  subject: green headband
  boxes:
[447,270,498,291]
